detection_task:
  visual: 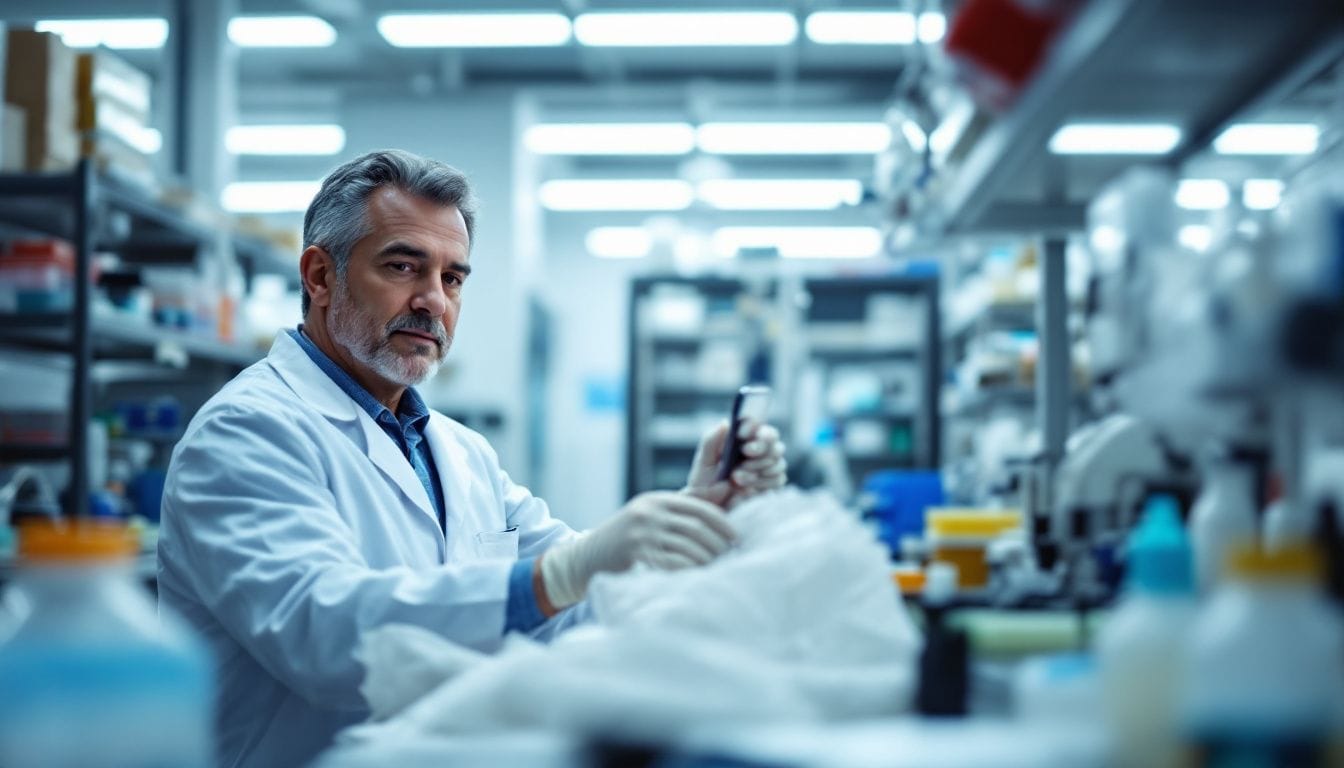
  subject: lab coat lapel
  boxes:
[356,413,441,535]
[424,415,475,538]
[268,332,443,540]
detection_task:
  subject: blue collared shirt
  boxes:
[289,327,545,633]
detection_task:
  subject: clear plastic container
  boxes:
[0,263,74,312]
[0,521,212,768]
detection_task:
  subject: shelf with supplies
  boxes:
[0,307,264,369]
[794,275,940,491]
[924,0,1344,235]
[0,160,285,518]
[626,276,780,497]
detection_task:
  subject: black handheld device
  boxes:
[715,385,772,482]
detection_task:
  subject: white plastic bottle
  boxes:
[1097,495,1195,768]
[1183,544,1344,765]
[0,521,212,768]
[812,421,854,507]
[1189,456,1258,592]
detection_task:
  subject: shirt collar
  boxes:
[288,326,430,428]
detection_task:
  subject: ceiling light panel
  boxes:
[1048,123,1182,155]
[586,227,653,258]
[1243,179,1285,210]
[525,123,695,155]
[228,16,337,47]
[226,125,346,155]
[697,122,891,155]
[711,226,882,259]
[1175,179,1230,210]
[1178,225,1213,253]
[539,180,695,211]
[573,12,798,47]
[35,18,168,49]
[1213,123,1319,155]
[697,179,864,210]
[378,13,572,47]
[222,181,322,213]
[804,12,945,45]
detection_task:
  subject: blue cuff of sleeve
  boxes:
[505,557,547,633]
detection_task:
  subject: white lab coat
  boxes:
[158,331,584,768]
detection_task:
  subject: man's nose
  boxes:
[409,276,447,316]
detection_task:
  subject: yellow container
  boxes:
[925,507,1023,590]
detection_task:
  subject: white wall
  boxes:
[340,91,530,479]
[535,247,647,530]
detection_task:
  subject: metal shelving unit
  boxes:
[919,0,1344,498]
[927,0,1344,236]
[625,273,942,497]
[0,160,284,516]
[799,276,941,477]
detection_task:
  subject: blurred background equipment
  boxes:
[0,0,1342,765]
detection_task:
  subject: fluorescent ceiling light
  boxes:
[1178,225,1213,253]
[1048,123,1182,155]
[525,123,695,155]
[697,122,891,155]
[573,12,797,47]
[899,121,928,153]
[228,16,337,47]
[1175,179,1230,210]
[1243,178,1285,210]
[918,12,947,43]
[378,13,571,47]
[539,180,694,211]
[585,227,652,258]
[1213,123,1319,155]
[35,18,168,49]
[711,226,882,259]
[226,124,346,155]
[222,181,321,213]
[697,179,864,210]
[129,127,162,155]
[804,11,945,45]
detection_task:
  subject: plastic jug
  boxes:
[1097,495,1195,768]
[0,521,212,768]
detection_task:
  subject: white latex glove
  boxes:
[684,418,788,508]
[539,491,736,610]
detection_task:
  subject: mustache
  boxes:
[385,314,449,347]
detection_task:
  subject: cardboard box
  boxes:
[4,29,79,171]
[1,102,25,172]
[77,50,152,120]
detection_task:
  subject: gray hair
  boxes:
[301,149,477,314]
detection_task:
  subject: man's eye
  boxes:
[387,262,413,273]
[444,273,464,287]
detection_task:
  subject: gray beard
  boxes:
[328,285,449,388]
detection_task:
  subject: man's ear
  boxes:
[300,245,336,309]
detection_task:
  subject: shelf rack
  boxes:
[625,274,941,498]
[928,0,1344,236]
[0,160,286,515]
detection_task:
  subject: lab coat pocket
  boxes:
[474,528,519,560]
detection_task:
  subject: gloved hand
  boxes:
[538,491,736,610]
[684,419,788,508]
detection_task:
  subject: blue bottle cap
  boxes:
[1127,494,1194,595]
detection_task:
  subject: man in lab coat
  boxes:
[157,149,786,767]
